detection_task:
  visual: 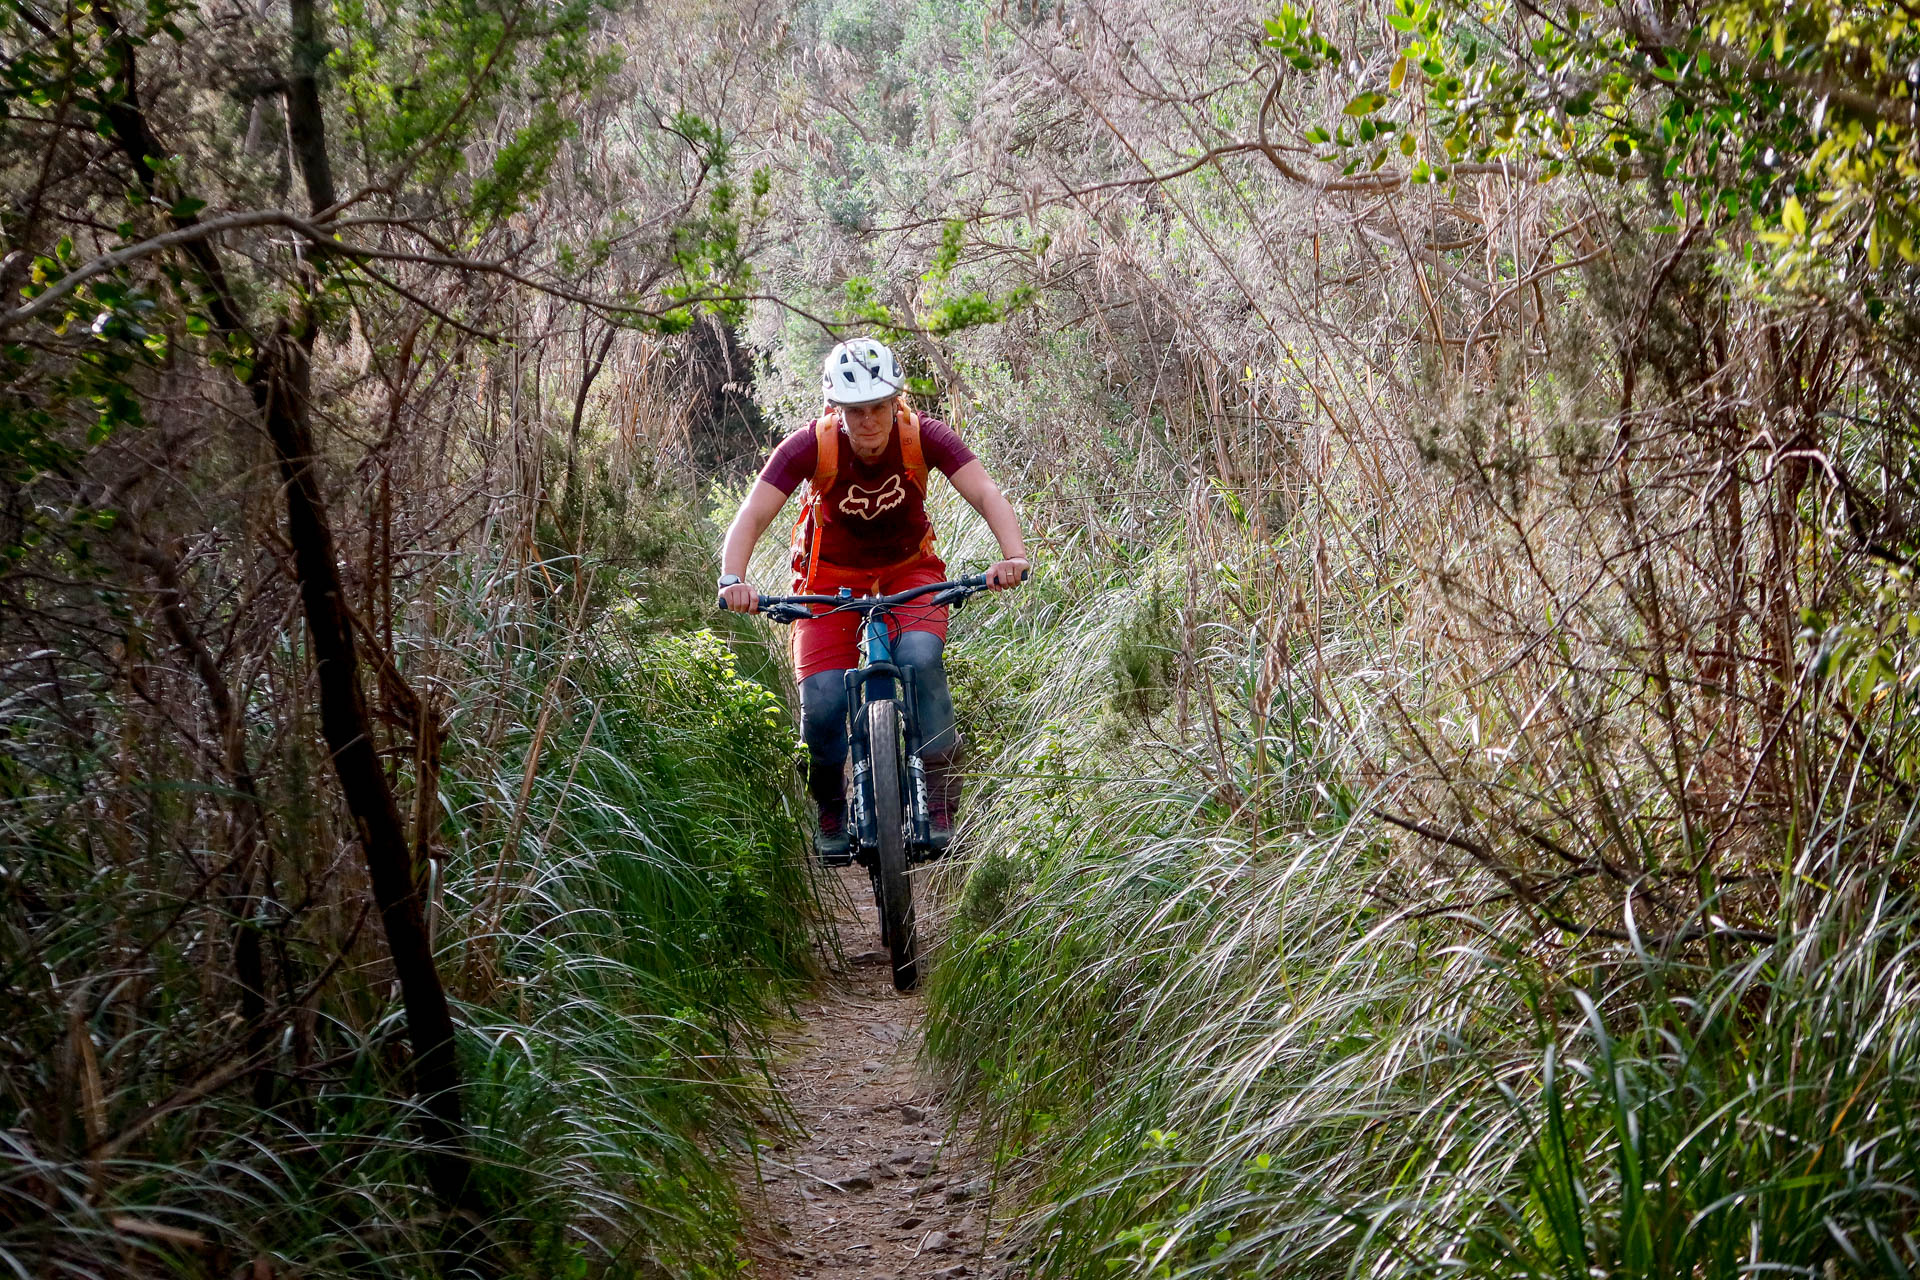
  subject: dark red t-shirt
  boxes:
[758,414,977,570]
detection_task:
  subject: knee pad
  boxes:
[799,672,850,797]
[894,630,960,762]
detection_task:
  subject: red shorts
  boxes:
[792,554,949,680]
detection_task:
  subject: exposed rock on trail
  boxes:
[739,865,1012,1280]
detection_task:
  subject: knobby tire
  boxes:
[866,699,917,990]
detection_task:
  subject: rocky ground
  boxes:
[736,864,1017,1280]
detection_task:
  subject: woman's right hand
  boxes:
[719,580,760,613]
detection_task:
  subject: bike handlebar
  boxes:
[717,569,1028,620]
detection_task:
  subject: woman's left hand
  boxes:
[986,557,1030,589]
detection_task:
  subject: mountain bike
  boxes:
[737,575,1006,991]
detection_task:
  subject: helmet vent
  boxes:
[820,337,902,406]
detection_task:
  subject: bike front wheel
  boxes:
[865,698,917,991]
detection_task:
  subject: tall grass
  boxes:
[0,555,821,1278]
[923,540,1920,1280]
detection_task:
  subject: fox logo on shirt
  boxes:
[839,475,906,519]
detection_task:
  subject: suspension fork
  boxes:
[899,665,932,850]
[842,657,926,851]
[844,667,876,850]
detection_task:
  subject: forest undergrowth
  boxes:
[0,0,834,1268]
[931,539,1920,1279]
[3,519,823,1276]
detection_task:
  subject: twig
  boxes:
[0,208,853,338]
[757,1154,854,1194]
[1373,808,1776,946]
[1,210,326,328]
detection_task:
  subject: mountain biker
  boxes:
[717,337,1028,863]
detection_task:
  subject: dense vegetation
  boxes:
[0,0,814,1271]
[8,0,1920,1274]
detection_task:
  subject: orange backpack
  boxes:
[789,401,929,589]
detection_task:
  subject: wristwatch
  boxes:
[717,574,743,589]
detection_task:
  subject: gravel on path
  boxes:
[736,864,1014,1280]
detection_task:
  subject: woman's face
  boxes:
[840,399,894,452]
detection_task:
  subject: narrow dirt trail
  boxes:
[737,865,1013,1280]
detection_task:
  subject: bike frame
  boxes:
[843,605,935,857]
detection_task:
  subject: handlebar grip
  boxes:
[961,568,1029,587]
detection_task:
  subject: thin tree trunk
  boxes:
[273,12,479,1217]
[260,319,483,1217]
[564,321,618,543]
[286,0,336,213]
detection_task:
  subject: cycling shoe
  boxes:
[815,803,852,866]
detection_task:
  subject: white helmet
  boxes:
[821,337,904,406]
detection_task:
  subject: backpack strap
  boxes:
[788,413,840,593]
[896,405,934,562]
[810,410,840,496]
[897,403,928,492]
